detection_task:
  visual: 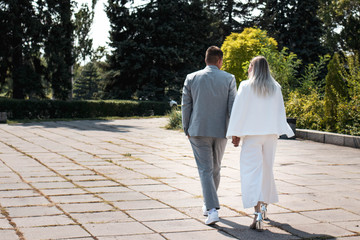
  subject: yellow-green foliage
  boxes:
[335,53,360,135]
[260,47,301,100]
[286,90,325,130]
[324,53,348,131]
[221,28,278,85]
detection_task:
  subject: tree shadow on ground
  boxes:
[212,218,335,240]
[18,120,143,133]
[267,218,336,239]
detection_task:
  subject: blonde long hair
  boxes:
[248,56,276,96]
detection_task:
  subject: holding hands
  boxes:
[232,136,240,147]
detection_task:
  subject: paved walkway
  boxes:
[0,118,359,240]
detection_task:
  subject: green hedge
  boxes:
[0,99,170,120]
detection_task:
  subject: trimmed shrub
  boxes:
[0,99,170,120]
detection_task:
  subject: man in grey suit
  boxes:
[182,46,237,225]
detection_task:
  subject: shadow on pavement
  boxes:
[213,218,335,240]
[18,120,142,133]
[267,218,336,239]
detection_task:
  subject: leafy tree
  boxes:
[297,54,331,95]
[204,0,255,41]
[44,0,76,100]
[221,27,278,84]
[255,0,295,50]
[74,1,96,63]
[104,0,221,100]
[319,0,360,53]
[0,0,46,99]
[255,0,325,66]
[260,47,302,99]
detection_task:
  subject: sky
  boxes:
[76,0,110,49]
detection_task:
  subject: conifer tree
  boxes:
[73,62,100,100]
[44,0,75,100]
[255,0,325,65]
[104,0,221,100]
[0,0,46,99]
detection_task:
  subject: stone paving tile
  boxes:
[113,199,168,210]
[128,184,177,192]
[97,233,166,240]
[267,212,319,226]
[335,236,360,240]
[159,197,203,209]
[24,176,67,183]
[216,216,300,239]
[83,221,154,236]
[64,174,108,181]
[71,210,131,224]
[143,190,195,201]
[20,225,92,239]
[86,186,131,193]
[280,222,354,238]
[0,218,12,228]
[6,206,62,217]
[40,188,88,196]
[301,209,360,223]
[0,190,40,198]
[49,194,102,203]
[75,180,119,188]
[98,192,150,202]
[163,229,235,240]
[126,208,190,222]
[0,183,32,191]
[59,202,113,213]
[142,219,210,233]
[12,215,75,227]
[1,118,360,240]
[332,221,360,233]
[0,229,18,239]
[30,181,77,189]
[0,196,51,207]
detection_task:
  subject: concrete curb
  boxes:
[296,129,360,149]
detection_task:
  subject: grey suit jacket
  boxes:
[181,65,237,138]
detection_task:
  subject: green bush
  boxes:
[0,99,170,120]
[165,107,182,130]
[286,90,325,130]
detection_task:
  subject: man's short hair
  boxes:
[205,46,223,64]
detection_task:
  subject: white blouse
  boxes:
[226,80,294,138]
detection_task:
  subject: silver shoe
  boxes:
[261,203,268,220]
[250,212,264,231]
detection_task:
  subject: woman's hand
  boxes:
[232,136,240,147]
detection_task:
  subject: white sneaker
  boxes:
[202,204,208,216]
[205,209,219,225]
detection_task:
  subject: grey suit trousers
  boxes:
[189,136,227,210]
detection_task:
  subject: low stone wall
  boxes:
[296,129,360,149]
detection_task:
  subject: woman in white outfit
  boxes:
[226,56,294,231]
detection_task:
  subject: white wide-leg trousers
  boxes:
[240,134,279,209]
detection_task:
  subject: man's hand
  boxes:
[232,136,240,147]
